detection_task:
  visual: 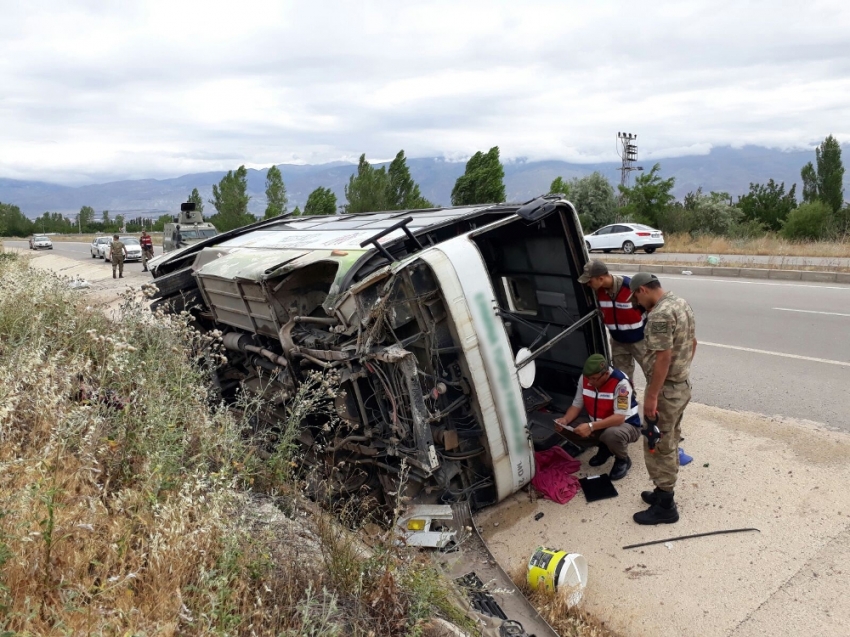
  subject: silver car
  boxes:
[90,236,111,258]
[105,237,143,262]
[29,235,53,250]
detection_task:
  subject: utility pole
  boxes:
[617,132,644,211]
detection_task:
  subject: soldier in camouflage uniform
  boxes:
[108,234,127,279]
[627,272,697,525]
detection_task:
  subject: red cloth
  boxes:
[531,447,581,504]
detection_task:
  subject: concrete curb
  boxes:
[607,261,850,284]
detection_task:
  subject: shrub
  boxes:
[0,256,470,636]
[653,204,692,234]
[781,201,832,240]
[569,172,617,231]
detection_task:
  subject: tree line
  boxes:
[2,138,845,241]
[549,134,847,241]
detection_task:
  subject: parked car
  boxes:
[584,223,664,254]
[105,237,143,262]
[90,236,112,258]
[29,235,53,250]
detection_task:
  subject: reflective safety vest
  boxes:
[597,276,646,343]
[582,368,641,426]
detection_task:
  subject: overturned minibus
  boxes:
[149,196,608,511]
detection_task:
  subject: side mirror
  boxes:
[514,348,536,388]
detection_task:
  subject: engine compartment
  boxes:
[149,201,606,510]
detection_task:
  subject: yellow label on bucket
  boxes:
[527,547,569,593]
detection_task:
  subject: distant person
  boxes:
[140,230,154,272]
[578,260,648,381]
[554,354,641,481]
[628,272,697,525]
[108,234,127,279]
[173,224,185,249]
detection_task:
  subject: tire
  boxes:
[585,241,591,252]
[622,241,635,254]
[91,252,97,258]
[644,247,656,254]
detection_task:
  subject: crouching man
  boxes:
[554,354,641,480]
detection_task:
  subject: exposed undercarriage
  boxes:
[150,199,606,511]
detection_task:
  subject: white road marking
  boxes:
[773,308,850,317]
[701,341,850,368]
[657,275,850,290]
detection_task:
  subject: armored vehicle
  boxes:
[149,197,608,510]
[162,202,218,253]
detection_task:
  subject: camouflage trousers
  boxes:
[611,338,647,382]
[112,257,124,277]
[644,379,691,491]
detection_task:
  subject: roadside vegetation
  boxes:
[2,135,846,256]
[0,253,476,636]
[659,233,850,257]
[510,570,620,637]
[551,135,848,247]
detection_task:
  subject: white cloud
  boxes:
[1,0,849,184]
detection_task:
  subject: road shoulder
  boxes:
[475,402,850,637]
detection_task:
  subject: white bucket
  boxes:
[558,553,588,607]
[527,548,588,607]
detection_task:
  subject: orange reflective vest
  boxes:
[597,276,646,343]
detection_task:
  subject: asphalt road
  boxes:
[8,241,850,429]
[632,274,850,431]
[5,240,162,262]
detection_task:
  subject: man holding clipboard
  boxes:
[554,354,642,481]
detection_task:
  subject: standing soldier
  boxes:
[173,224,185,249]
[108,234,127,279]
[578,260,648,381]
[627,273,697,525]
[140,230,154,272]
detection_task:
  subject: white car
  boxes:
[105,237,143,262]
[29,235,53,250]
[90,236,112,258]
[584,223,664,254]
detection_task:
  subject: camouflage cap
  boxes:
[582,353,608,376]
[628,272,660,293]
[577,260,609,283]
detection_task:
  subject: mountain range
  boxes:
[2,145,848,219]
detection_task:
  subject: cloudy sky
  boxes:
[2,0,849,184]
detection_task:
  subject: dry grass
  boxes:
[606,256,850,273]
[509,568,622,637]
[0,253,474,637]
[663,233,850,258]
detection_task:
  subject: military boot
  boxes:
[588,444,612,467]
[609,456,631,480]
[633,490,679,525]
[641,487,665,505]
